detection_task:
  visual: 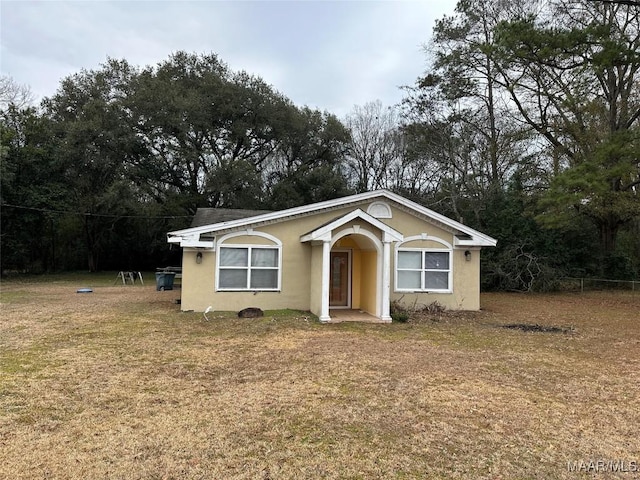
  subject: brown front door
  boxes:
[329,251,350,307]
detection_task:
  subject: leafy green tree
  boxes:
[0,52,362,274]
[480,175,599,290]
[129,52,293,211]
[265,107,351,209]
[43,59,145,271]
[0,106,64,273]
[402,0,639,282]
[493,0,640,263]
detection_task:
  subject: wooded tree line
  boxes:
[1,0,638,290]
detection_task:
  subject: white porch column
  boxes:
[380,239,392,322]
[319,239,331,322]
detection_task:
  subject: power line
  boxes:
[586,0,640,5]
[0,203,192,219]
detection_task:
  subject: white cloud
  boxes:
[0,0,457,117]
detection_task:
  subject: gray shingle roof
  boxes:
[190,208,272,228]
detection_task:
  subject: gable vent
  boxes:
[367,201,392,219]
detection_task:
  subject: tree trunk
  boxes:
[88,251,99,273]
[599,218,619,256]
[84,217,99,272]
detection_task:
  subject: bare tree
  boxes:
[398,0,544,226]
[344,100,404,192]
[0,75,35,110]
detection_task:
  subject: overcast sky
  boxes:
[1,0,457,118]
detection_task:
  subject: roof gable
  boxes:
[300,209,403,243]
[168,190,497,248]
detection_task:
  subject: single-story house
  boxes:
[167,190,497,322]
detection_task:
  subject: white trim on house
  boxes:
[300,208,403,243]
[169,191,497,321]
[395,233,453,294]
[330,226,384,319]
[313,220,395,323]
[167,190,497,248]
[320,240,331,322]
[217,229,282,247]
[178,233,215,249]
[396,233,453,251]
[215,230,283,292]
[301,210,401,323]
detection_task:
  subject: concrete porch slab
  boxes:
[328,309,388,323]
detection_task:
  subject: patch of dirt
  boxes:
[500,323,575,333]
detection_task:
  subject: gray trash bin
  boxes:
[155,272,176,291]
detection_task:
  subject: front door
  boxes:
[329,251,350,307]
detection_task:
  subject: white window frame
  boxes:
[215,230,282,292]
[395,234,453,293]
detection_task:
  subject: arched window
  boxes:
[395,234,452,293]
[216,231,282,291]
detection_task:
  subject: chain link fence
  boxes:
[559,277,639,293]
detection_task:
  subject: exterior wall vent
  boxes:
[367,201,392,219]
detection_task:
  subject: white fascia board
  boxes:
[167,191,390,239]
[381,191,498,247]
[167,189,496,248]
[454,237,496,247]
[167,232,214,249]
[300,208,403,243]
[181,239,215,249]
[300,231,332,243]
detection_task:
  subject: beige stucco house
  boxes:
[167,190,497,322]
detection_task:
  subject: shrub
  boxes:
[390,299,410,323]
[391,311,409,323]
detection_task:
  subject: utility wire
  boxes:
[586,0,640,5]
[0,203,192,219]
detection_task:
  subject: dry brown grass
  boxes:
[1,277,639,479]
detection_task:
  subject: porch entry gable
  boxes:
[300,209,402,323]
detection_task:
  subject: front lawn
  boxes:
[1,276,638,479]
